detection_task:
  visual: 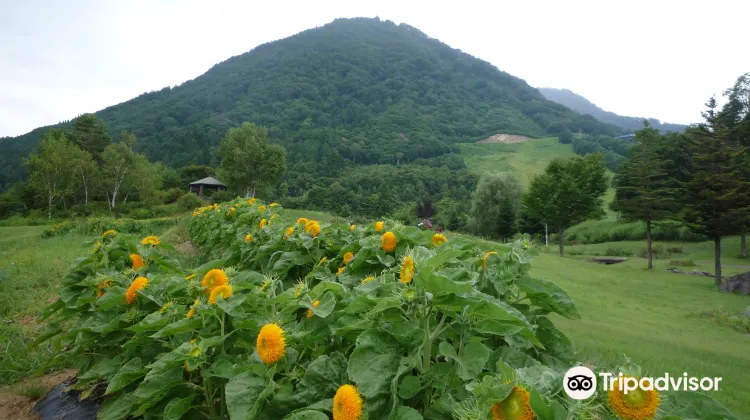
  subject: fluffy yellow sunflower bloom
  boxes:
[130,253,145,270]
[349,224,356,231]
[101,229,116,239]
[333,384,363,420]
[483,251,498,269]
[297,217,309,225]
[432,233,447,247]
[259,218,267,229]
[491,385,533,420]
[125,277,149,305]
[284,226,294,239]
[608,376,660,420]
[343,252,355,264]
[244,234,253,243]
[141,235,161,246]
[381,231,397,253]
[202,269,228,294]
[269,202,279,207]
[305,221,321,237]
[186,298,199,318]
[258,205,267,212]
[209,285,233,304]
[307,300,320,318]
[257,323,286,365]
[374,221,384,231]
[247,198,256,205]
[400,255,415,284]
[96,279,112,298]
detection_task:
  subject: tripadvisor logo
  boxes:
[563,367,723,400]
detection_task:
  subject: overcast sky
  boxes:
[1,0,747,137]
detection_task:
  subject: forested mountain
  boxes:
[0,17,622,199]
[538,88,686,133]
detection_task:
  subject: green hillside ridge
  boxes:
[0,17,622,191]
[539,87,686,133]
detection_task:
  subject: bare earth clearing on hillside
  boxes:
[476,133,533,144]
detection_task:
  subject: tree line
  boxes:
[467,72,750,287]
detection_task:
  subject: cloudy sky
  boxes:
[1,0,747,137]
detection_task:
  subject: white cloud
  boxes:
[1,0,747,137]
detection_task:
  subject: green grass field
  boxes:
[458,137,576,187]
[2,221,749,417]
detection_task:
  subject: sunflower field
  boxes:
[34,198,738,419]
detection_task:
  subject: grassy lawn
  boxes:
[533,247,750,417]
[458,138,575,187]
[0,227,94,385]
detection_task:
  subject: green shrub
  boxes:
[637,244,665,258]
[604,247,632,257]
[566,219,707,244]
[129,208,153,220]
[210,190,236,204]
[177,192,204,211]
[666,246,684,254]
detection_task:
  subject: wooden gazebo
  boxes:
[189,176,227,198]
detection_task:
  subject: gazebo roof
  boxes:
[189,176,227,187]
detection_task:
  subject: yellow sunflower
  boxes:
[343,252,355,264]
[337,266,345,276]
[258,205,267,212]
[244,234,253,243]
[96,279,112,298]
[125,276,149,305]
[381,231,397,253]
[400,255,415,284]
[101,229,117,239]
[361,275,375,285]
[333,384,363,420]
[247,198,256,205]
[608,376,660,420]
[141,235,161,246]
[374,221,384,232]
[260,279,271,292]
[297,217,309,225]
[432,233,447,247]
[202,269,228,294]
[270,214,278,221]
[209,285,233,304]
[293,282,304,298]
[284,226,295,239]
[349,224,356,231]
[159,302,174,313]
[307,300,320,318]
[305,220,321,237]
[130,253,145,270]
[186,298,199,318]
[491,385,534,420]
[257,323,286,365]
[259,218,267,229]
[483,251,498,269]
[318,257,327,266]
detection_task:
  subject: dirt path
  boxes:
[476,133,533,144]
[0,370,76,420]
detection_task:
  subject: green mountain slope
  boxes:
[538,87,686,133]
[0,17,622,191]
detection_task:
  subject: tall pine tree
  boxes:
[612,121,678,269]
[684,97,750,285]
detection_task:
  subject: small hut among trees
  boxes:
[189,176,227,198]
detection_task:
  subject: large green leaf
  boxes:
[468,374,514,407]
[132,367,184,413]
[390,405,424,420]
[517,275,580,319]
[301,291,336,318]
[347,329,400,414]
[98,392,135,420]
[414,269,474,296]
[105,358,146,395]
[150,318,201,338]
[226,371,273,420]
[659,390,740,420]
[438,341,490,381]
[516,365,562,396]
[284,411,329,420]
[163,395,194,420]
